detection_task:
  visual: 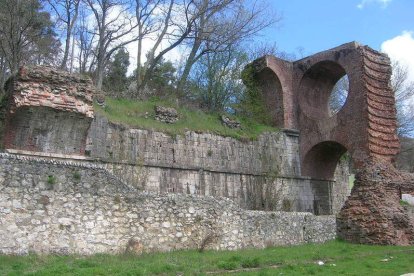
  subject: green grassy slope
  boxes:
[95,98,279,140]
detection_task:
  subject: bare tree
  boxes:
[391,61,414,137]
[46,0,81,70]
[85,0,138,90]
[133,0,170,90]
[75,8,96,74]
[176,0,278,92]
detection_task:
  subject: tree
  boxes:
[133,0,171,91]
[46,0,80,70]
[391,61,414,137]
[85,0,138,90]
[75,9,96,74]
[176,0,278,93]
[147,57,176,93]
[103,47,130,93]
[0,0,59,77]
[190,45,247,111]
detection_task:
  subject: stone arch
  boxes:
[256,67,285,128]
[302,141,348,180]
[298,61,348,119]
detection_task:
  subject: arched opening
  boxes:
[302,141,353,215]
[328,75,349,116]
[299,61,348,119]
[302,141,348,180]
[256,68,284,128]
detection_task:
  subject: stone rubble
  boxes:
[221,115,241,129]
[154,105,179,123]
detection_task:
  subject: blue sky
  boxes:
[262,0,413,54]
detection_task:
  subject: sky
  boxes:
[260,0,414,82]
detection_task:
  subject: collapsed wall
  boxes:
[337,161,414,245]
[0,153,336,255]
[2,66,94,156]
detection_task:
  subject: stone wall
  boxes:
[87,115,300,176]
[0,153,336,255]
[86,115,350,214]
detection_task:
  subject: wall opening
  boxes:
[328,75,349,116]
[298,61,347,119]
[256,68,284,127]
[302,141,348,180]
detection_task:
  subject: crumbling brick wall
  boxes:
[250,42,414,245]
[2,66,94,156]
[337,161,414,245]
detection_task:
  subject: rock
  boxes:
[155,106,179,123]
[221,115,241,129]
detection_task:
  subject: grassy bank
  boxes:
[95,97,278,140]
[1,240,413,275]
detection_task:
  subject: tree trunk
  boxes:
[60,27,71,69]
[176,38,202,93]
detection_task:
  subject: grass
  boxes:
[95,97,279,140]
[1,240,414,275]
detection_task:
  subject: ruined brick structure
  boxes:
[250,41,414,245]
[2,66,94,156]
[250,42,399,179]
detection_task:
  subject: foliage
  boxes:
[391,61,414,137]
[72,171,81,181]
[147,57,176,94]
[0,0,59,85]
[104,47,130,94]
[238,63,273,125]
[95,97,278,140]
[189,46,248,112]
[47,175,56,185]
[1,240,414,275]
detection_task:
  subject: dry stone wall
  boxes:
[0,153,336,255]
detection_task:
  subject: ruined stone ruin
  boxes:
[0,42,413,255]
[249,41,414,245]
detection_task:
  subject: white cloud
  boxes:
[381,31,414,83]
[357,0,392,9]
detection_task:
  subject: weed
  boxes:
[47,175,56,185]
[400,200,409,206]
[73,171,81,181]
